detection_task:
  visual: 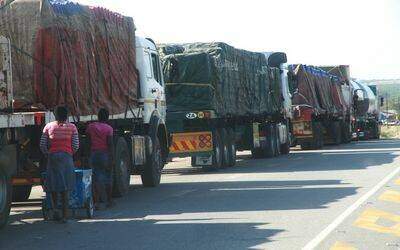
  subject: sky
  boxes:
[78,0,400,80]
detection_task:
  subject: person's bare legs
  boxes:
[51,192,60,221]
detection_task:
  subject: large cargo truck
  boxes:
[160,43,290,169]
[0,0,168,228]
[351,81,381,139]
[289,65,349,149]
[320,65,354,143]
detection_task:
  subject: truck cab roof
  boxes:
[136,36,158,51]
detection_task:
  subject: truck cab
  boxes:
[263,52,293,150]
[136,37,166,124]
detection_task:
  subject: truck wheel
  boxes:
[315,122,324,149]
[86,197,94,219]
[332,122,342,145]
[251,124,266,159]
[280,141,290,155]
[251,148,264,159]
[221,129,230,168]
[274,124,281,157]
[210,130,223,170]
[227,128,236,167]
[265,124,276,157]
[141,136,162,187]
[0,168,11,229]
[301,122,323,150]
[341,121,351,143]
[113,137,130,196]
[12,185,32,202]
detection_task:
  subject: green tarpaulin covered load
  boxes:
[161,42,283,118]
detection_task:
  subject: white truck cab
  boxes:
[263,52,293,120]
[263,52,293,149]
[135,37,166,124]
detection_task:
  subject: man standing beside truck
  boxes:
[40,106,79,223]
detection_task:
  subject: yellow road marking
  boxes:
[330,241,357,250]
[395,178,400,186]
[354,208,400,236]
[379,190,400,203]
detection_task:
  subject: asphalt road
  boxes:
[1,139,400,250]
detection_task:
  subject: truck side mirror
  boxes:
[380,97,384,107]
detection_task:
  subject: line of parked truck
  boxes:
[0,0,382,228]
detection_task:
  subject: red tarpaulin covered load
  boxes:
[0,0,138,116]
[290,64,346,117]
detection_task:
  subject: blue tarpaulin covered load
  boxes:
[161,43,284,118]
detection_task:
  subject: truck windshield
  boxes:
[144,52,153,79]
[151,53,162,85]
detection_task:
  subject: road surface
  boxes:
[1,139,400,250]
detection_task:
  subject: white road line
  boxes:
[303,164,400,250]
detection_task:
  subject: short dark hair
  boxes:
[55,106,68,122]
[98,108,109,122]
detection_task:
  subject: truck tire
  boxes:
[280,141,290,155]
[300,121,323,150]
[341,121,351,143]
[251,148,264,159]
[252,123,275,158]
[113,137,131,196]
[227,128,236,167]
[280,122,291,155]
[141,136,163,187]
[314,122,324,149]
[0,167,11,229]
[371,122,379,139]
[265,124,276,158]
[274,124,281,157]
[251,124,266,159]
[221,128,230,168]
[332,122,342,145]
[210,129,223,170]
[12,185,32,202]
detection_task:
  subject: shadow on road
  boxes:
[1,178,355,250]
[1,140,397,250]
[164,140,400,175]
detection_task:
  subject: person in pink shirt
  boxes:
[40,106,79,223]
[86,108,114,209]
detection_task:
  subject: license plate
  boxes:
[195,156,212,166]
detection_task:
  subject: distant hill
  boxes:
[362,79,400,85]
[364,81,400,113]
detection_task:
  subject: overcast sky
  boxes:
[78,0,399,80]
